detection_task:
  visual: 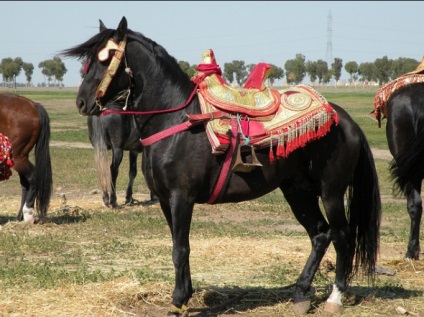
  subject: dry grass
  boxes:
[1,88,424,316]
[0,192,424,317]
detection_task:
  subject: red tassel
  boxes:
[269,146,275,163]
[276,142,285,157]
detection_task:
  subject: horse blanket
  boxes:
[0,133,14,181]
[374,56,424,127]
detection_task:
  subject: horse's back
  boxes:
[0,93,40,155]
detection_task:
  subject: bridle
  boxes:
[93,35,221,119]
[95,35,133,110]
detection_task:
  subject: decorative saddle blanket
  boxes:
[0,133,14,182]
[374,56,424,127]
[194,49,339,160]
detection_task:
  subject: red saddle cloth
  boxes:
[193,49,339,160]
[0,133,14,181]
[374,55,424,127]
[374,57,424,128]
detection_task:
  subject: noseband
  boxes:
[95,36,132,110]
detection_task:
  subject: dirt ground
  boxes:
[3,145,424,317]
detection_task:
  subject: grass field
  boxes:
[0,86,423,317]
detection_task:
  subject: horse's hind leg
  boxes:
[14,160,36,223]
[281,185,331,315]
[109,146,124,208]
[406,181,422,259]
[320,191,352,314]
[124,151,138,205]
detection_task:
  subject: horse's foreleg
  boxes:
[406,182,422,259]
[125,151,138,205]
[282,187,331,315]
[165,197,194,315]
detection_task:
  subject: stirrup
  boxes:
[232,144,263,173]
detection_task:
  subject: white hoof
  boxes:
[23,205,35,224]
[324,301,343,314]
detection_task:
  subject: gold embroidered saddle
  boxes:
[192,49,339,170]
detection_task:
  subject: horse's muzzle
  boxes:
[77,98,100,116]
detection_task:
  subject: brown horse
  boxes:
[0,93,53,223]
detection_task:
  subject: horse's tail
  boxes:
[34,104,53,217]
[389,118,424,197]
[346,129,381,283]
[88,116,112,196]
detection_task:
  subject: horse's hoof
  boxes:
[167,304,189,316]
[124,199,134,206]
[292,300,311,315]
[109,201,119,208]
[324,301,343,314]
[23,212,35,224]
[166,313,189,317]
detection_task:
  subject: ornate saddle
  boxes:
[193,49,339,172]
[0,133,14,181]
[374,55,424,127]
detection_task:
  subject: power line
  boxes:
[326,10,333,65]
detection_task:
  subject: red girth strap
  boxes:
[140,111,225,146]
[139,111,235,205]
[207,119,238,204]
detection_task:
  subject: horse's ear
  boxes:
[99,19,107,32]
[116,16,128,38]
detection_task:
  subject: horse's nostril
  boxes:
[77,98,85,109]
[77,98,88,115]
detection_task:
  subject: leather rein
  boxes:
[95,37,222,145]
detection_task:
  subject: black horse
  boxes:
[87,101,159,208]
[62,17,381,315]
[375,82,424,260]
[87,104,142,208]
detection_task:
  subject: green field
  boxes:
[0,87,423,317]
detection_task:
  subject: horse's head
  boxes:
[64,16,196,121]
[62,17,132,116]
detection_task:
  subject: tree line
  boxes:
[0,56,67,88]
[179,54,420,87]
[0,53,420,88]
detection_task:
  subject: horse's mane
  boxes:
[61,29,115,61]
[61,27,189,83]
[127,30,190,83]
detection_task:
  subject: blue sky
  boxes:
[2,1,424,87]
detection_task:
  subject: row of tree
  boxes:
[179,55,420,87]
[0,56,67,88]
[1,53,420,88]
